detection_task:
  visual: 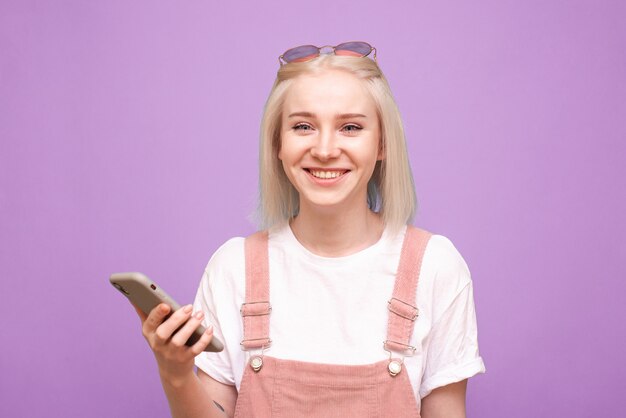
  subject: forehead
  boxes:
[283,70,376,116]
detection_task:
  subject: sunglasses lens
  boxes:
[283,45,320,63]
[334,41,372,57]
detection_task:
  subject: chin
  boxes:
[299,192,362,211]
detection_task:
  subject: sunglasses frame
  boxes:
[278,41,377,66]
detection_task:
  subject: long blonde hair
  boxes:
[256,54,416,233]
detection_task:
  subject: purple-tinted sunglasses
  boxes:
[278,41,377,66]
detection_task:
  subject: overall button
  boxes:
[388,360,402,376]
[250,356,263,372]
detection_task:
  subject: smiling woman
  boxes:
[277,70,383,223]
[133,43,485,418]
[258,53,417,235]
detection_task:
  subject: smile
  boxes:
[305,169,349,179]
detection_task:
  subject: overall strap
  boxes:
[240,231,272,350]
[384,226,432,354]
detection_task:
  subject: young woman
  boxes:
[135,42,486,418]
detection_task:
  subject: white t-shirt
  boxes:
[193,223,485,406]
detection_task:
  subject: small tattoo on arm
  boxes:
[213,400,226,414]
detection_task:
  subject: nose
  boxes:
[310,129,341,161]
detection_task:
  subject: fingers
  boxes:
[154,305,194,344]
[189,325,214,356]
[140,303,212,361]
[142,303,172,338]
[170,310,206,348]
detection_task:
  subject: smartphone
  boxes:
[109,272,224,352]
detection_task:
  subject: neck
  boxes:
[290,201,384,257]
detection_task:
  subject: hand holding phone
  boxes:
[110,272,223,352]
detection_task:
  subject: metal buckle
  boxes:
[387,298,418,321]
[383,340,416,377]
[383,339,417,356]
[240,337,272,349]
[240,301,272,317]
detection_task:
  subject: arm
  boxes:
[420,379,467,418]
[135,304,238,418]
[197,369,238,417]
[160,368,237,418]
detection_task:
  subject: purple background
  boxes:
[1,1,624,417]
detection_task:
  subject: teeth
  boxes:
[310,170,344,179]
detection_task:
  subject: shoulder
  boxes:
[204,236,246,272]
[198,236,246,294]
[423,233,471,286]
[418,231,473,318]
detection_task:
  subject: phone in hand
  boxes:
[109,272,224,352]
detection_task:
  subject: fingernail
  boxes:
[205,325,213,333]
[195,311,204,320]
[183,305,192,314]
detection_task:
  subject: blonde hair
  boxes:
[256,54,416,233]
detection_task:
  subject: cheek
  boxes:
[357,135,383,162]
[277,135,299,162]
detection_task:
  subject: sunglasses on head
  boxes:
[278,41,377,66]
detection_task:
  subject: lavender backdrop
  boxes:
[1,1,624,417]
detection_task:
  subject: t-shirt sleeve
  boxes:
[192,241,242,386]
[419,237,486,399]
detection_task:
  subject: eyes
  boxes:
[292,123,363,134]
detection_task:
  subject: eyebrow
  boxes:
[287,111,367,119]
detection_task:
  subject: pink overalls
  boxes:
[234,226,432,418]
